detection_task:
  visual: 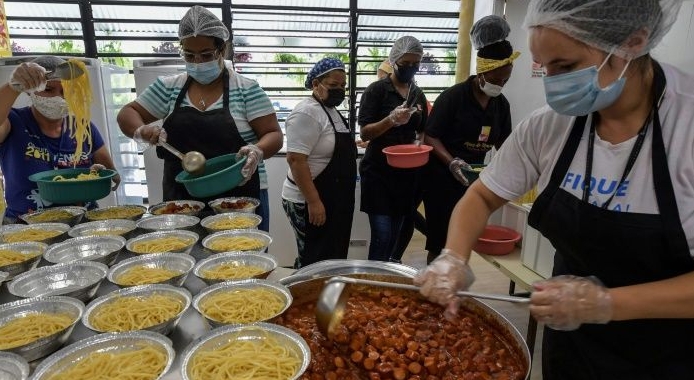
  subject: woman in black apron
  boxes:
[116,6,282,218]
[282,58,357,268]
[414,1,694,378]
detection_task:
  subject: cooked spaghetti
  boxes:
[207,236,265,251]
[52,171,100,181]
[130,237,195,254]
[27,209,75,222]
[86,207,144,220]
[80,228,129,237]
[61,59,93,167]
[0,249,41,266]
[207,216,258,230]
[3,228,62,243]
[48,344,167,380]
[190,330,301,380]
[89,293,183,332]
[0,313,73,349]
[199,288,285,324]
[116,265,182,286]
[201,263,265,280]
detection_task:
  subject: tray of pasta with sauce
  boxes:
[28,168,118,204]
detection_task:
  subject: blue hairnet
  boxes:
[304,57,345,89]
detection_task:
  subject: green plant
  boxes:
[274,53,305,63]
[365,47,387,72]
[48,39,83,54]
[100,40,130,68]
[327,38,349,63]
[444,49,457,73]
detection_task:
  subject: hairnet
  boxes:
[377,59,393,74]
[471,15,511,50]
[388,36,424,64]
[178,5,230,41]
[304,57,345,89]
[31,56,66,73]
[523,0,683,59]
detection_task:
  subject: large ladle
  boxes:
[10,61,85,91]
[158,141,207,176]
[316,276,529,338]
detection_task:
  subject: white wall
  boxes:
[652,1,694,74]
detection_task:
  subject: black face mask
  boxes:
[321,87,346,108]
[394,63,419,83]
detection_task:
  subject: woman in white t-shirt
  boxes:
[414,1,694,378]
[281,58,357,268]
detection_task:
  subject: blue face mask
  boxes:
[394,63,419,83]
[543,53,630,116]
[186,59,223,85]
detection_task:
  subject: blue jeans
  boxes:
[367,213,414,262]
[258,189,269,232]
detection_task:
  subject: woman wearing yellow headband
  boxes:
[422,15,519,263]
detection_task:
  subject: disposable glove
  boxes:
[10,62,47,93]
[133,123,167,149]
[236,144,264,185]
[449,157,472,186]
[530,275,612,331]
[388,105,414,126]
[413,248,476,320]
[89,164,120,190]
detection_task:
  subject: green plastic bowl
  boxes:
[462,164,487,183]
[175,154,247,198]
[28,169,117,204]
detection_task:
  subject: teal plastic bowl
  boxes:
[462,164,487,183]
[28,169,117,204]
[175,154,247,198]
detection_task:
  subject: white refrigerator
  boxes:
[0,56,142,207]
[132,58,370,266]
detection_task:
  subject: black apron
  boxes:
[528,62,694,379]
[289,97,357,267]
[157,69,260,203]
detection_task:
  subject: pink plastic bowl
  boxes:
[473,225,522,256]
[382,144,433,169]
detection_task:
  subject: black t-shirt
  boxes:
[358,76,428,150]
[425,76,511,164]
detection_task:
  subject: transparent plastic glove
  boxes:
[449,157,472,186]
[10,62,47,93]
[89,164,120,190]
[530,275,612,331]
[133,123,167,149]
[388,105,413,126]
[236,144,263,186]
[413,249,476,320]
[414,132,422,147]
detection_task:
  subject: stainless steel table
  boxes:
[0,242,297,378]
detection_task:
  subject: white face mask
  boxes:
[30,93,68,120]
[479,74,504,97]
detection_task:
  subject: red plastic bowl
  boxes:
[382,144,433,169]
[473,225,521,256]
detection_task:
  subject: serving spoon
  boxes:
[158,141,207,176]
[315,276,529,338]
[10,61,85,91]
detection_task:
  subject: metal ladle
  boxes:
[315,276,529,338]
[158,141,207,176]
[10,61,85,91]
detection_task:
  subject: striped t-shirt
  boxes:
[135,61,276,189]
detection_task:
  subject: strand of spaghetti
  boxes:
[130,237,195,254]
[0,313,73,349]
[208,216,257,230]
[52,172,100,181]
[3,228,62,243]
[0,249,41,266]
[201,263,265,280]
[199,287,284,324]
[27,209,74,222]
[48,344,167,380]
[61,59,92,167]
[207,236,264,251]
[190,330,300,380]
[116,266,182,286]
[86,207,144,220]
[89,294,183,332]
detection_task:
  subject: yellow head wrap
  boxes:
[377,59,393,74]
[476,51,521,74]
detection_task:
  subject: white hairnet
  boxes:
[523,0,683,59]
[388,36,424,64]
[178,5,230,41]
[471,15,511,50]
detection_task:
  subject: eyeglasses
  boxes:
[180,49,219,63]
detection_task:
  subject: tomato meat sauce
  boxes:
[274,287,527,380]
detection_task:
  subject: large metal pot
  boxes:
[280,262,531,380]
